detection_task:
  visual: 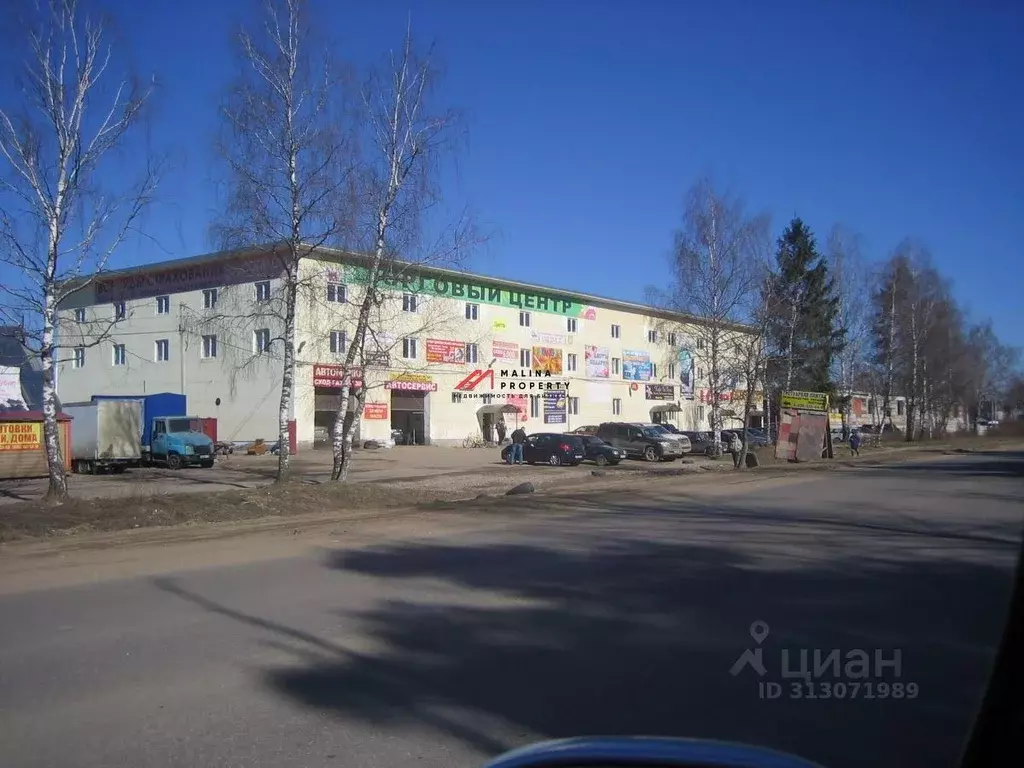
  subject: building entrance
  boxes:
[390,391,427,445]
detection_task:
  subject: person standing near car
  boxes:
[728,431,743,468]
[496,418,507,445]
[509,426,527,465]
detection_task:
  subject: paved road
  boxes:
[1,452,1021,768]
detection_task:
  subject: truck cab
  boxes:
[148,416,215,469]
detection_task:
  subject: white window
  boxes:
[652,363,658,377]
[611,324,621,339]
[327,283,346,304]
[612,398,622,416]
[202,335,217,359]
[698,367,704,379]
[566,353,578,372]
[155,339,170,362]
[112,344,126,366]
[647,329,657,343]
[520,348,531,368]
[697,338,705,350]
[897,400,905,416]
[73,347,85,368]
[255,281,271,302]
[74,308,86,323]
[697,406,705,422]
[519,311,531,327]
[402,337,417,359]
[465,302,479,320]
[567,317,578,333]
[668,332,677,346]
[612,357,621,375]
[203,288,218,309]
[668,362,676,379]
[402,293,418,312]
[113,301,126,320]
[530,396,540,419]
[330,330,347,355]
[156,295,170,315]
[254,328,271,354]
[568,397,580,416]
[466,343,479,364]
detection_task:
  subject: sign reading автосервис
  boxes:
[344,265,598,318]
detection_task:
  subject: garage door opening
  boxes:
[391,391,428,445]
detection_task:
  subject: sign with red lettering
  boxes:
[313,364,362,389]
[426,339,466,364]
[385,374,437,392]
[95,253,284,303]
[492,341,518,361]
[363,403,388,420]
[0,422,42,451]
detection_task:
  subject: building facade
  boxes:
[56,247,758,447]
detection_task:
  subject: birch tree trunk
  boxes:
[41,289,68,499]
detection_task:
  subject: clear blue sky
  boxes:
[8,0,1024,346]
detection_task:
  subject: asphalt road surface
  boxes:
[1,451,1022,768]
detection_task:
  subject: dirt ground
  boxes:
[0,436,1015,543]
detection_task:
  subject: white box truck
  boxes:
[63,400,143,474]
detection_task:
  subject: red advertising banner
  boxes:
[507,394,529,423]
[363,403,389,420]
[426,339,466,364]
[313,364,363,388]
[492,340,518,361]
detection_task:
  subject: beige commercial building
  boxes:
[57,247,759,447]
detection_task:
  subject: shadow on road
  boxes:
[150,451,1024,768]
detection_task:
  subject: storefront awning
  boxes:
[649,403,682,414]
[477,403,519,416]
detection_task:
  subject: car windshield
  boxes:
[584,436,606,446]
[642,427,666,438]
[167,418,198,433]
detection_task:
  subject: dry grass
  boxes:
[0,481,445,543]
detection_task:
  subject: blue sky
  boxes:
[4,0,1023,346]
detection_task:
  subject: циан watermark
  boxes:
[731,621,920,700]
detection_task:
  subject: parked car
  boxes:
[638,423,692,454]
[721,429,769,449]
[596,422,682,462]
[570,425,600,436]
[579,435,626,466]
[681,431,719,457]
[500,433,586,466]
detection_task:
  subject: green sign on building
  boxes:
[343,265,595,318]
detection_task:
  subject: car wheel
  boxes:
[643,446,659,462]
[548,454,562,466]
[609,459,621,466]
[166,453,183,470]
[594,454,609,466]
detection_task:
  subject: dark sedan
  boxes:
[500,433,586,466]
[579,435,626,466]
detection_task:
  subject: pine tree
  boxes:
[765,218,845,395]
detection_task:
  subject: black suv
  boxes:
[596,422,683,462]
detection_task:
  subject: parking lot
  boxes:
[0,446,721,505]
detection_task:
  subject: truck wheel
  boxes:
[644,446,659,462]
[166,453,183,470]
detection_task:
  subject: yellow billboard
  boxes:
[780,391,829,412]
[0,422,42,451]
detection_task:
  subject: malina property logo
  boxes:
[454,368,571,393]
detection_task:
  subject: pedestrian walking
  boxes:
[496,418,507,444]
[509,426,527,465]
[728,431,744,469]
[849,430,861,457]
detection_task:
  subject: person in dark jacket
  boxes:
[509,427,527,464]
[849,430,861,457]
[496,418,507,444]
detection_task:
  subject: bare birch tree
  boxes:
[329,28,472,482]
[203,0,356,481]
[826,225,870,433]
[0,0,157,499]
[650,179,770,452]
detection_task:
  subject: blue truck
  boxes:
[91,393,215,469]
